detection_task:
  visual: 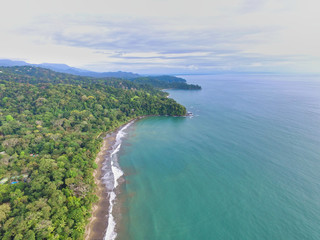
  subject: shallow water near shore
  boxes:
[115,74,320,240]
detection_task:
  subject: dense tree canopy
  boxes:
[0,66,201,91]
[132,76,202,90]
[0,67,188,239]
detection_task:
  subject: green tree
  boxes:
[6,115,14,122]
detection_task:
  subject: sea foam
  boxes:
[104,121,134,240]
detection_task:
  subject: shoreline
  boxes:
[84,119,140,240]
[84,131,116,240]
[85,115,182,240]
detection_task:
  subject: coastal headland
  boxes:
[0,66,194,239]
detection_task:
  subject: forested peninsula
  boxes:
[0,66,196,239]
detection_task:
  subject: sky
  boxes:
[0,0,320,74]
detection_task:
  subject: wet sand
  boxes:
[85,119,143,240]
[85,132,116,240]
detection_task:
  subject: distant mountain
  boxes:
[0,59,140,79]
[0,59,29,66]
[37,63,140,79]
[0,59,201,89]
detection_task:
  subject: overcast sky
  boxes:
[0,0,319,74]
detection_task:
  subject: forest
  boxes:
[0,66,201,90]
[132,75,202,90]
[0,67,188,239]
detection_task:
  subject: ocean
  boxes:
[108,74,320,240]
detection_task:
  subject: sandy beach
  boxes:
[85,119,139,240]
[85,132,116,240]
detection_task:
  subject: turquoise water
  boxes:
[116,75,320,240]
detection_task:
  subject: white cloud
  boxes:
[0,0,320,73]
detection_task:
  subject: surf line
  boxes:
[104,121,134,240]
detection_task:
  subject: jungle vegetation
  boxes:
[0,66,189,239]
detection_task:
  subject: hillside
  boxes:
[0,59,140,79]
[0,60,201,90]
[132,75,201,90]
